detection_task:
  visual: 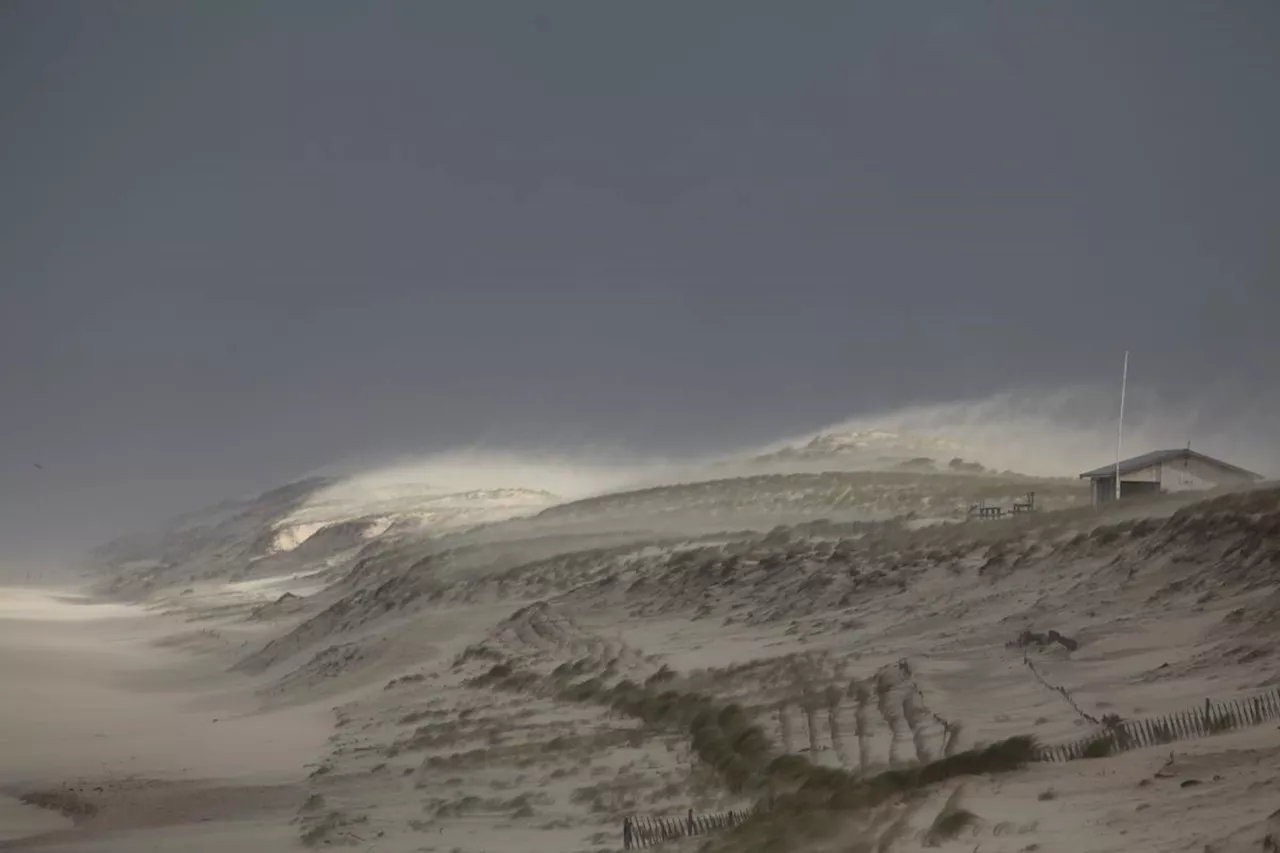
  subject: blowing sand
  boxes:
[0,586,331,851]
[6,483,1280,852]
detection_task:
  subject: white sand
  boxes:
[0,586,332,851]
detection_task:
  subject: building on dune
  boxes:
[1080,448,1262,506]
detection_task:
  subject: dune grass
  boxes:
[474,659,1035,851]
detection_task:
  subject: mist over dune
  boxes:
[287,385,1279,528]
[749,384,1280,479]
[9,383,1280,853]
[3,384,1274,583]
[293,451,671,525]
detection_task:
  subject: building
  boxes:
[1079,448,1262,505]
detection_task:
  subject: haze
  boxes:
[2,2,1278,571]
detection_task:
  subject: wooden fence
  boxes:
[1037,687,1280,762]
[620,688,1280,848]
[623,804,764,850]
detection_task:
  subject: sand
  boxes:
[6,484,1280,852]
[0,587,332,852]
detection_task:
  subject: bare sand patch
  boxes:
[0,586,331,850]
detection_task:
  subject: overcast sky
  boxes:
[2,2,1278,568]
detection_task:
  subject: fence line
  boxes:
[1037,686,1280,762]
[620,688,1280,848]
[623,804,764,850]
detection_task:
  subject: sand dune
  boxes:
[6,480,1280,852]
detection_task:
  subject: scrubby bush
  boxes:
[1081,733,1114,758]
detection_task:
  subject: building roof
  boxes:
[1079,448,1262,481]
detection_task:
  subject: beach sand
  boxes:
[0,586,331,852]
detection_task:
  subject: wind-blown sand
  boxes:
[7,478,1280,852]
[0,587,332,851]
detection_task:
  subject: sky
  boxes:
[2,2,1278,569]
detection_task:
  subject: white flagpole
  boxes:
[1115,351,1129,502]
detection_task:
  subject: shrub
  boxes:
[926,807,978,845]
[563,678,603,702]
[765,754,813,783]
[717,703,748,733]
[645,665,676,687]
[1081,734,1114,758]
[732,725,771,759]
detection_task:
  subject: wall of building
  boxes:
[1088,454,1256,505]
[1092,476,1113,504]
[1119,463,1161,483]
[1093,475,1162,504]
[1158,454,1253,492]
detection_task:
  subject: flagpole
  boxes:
[1115,351,1129,502]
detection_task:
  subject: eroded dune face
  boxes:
[11,459,1280,852]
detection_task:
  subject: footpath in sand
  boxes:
[0,586,332,852]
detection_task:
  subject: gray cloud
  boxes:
[2,2,1277,570]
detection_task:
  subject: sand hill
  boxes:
[4,470,1280,852]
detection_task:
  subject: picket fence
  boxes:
[623,804,764,850]
[1037,686,1280,762]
